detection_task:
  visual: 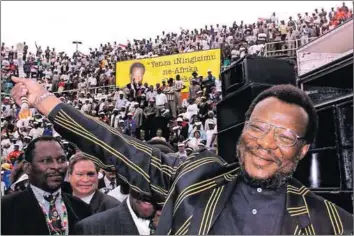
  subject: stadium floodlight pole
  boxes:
[72,41,82,52]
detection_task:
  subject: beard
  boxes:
[236,136,300,190]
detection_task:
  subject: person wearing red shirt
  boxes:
[7,144,22,164]
[57,78,66,93]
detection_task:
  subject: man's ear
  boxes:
[298,143,310,161]
[23,161,32,175]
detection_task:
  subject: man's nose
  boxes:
[81,175,90,182]
[256,129,278,150]
[50,160,61,170]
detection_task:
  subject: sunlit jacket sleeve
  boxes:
[48,103,179,203]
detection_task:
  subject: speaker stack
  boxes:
[296,53,353,213]
[217,56,296,164]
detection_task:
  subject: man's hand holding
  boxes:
[11,77,61,117]
[11,77,47,107]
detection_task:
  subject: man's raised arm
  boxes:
[11,77,176,203]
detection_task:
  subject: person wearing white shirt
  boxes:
[81,100,92,114]
[146,87,157,102]
[155,89,167,116]
[115,93,128,110]
[304,12,312,24]
[78,79,87,90]
[1,135,11,149]
[1,101,11,118]
[98,168,118,193]
[211,40,220,49]
[28,122,44,139]
[126,194,153,235]
[206,122,217,148]
[88,75,97,87]
[186,101,199,121]
[176,142,187,159]
[108,184,129,202]
[226,35,233,44]
[270,12,279,25]
[98,99,106,113]
[188,130,203,150]
[13,127,28,140]
[110,109,120,129]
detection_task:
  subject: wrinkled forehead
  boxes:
[250,97,309,134]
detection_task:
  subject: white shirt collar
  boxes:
[104,176,116,188]
[30,184,62,205]
[126,195,151,235]
[75,191,95,204]
[108,186,129,202]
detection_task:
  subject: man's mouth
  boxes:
[248,149,282,166]
[47,175,63,182]
[47,173,63,179]
[78,184,92,187]
[249,149,274,162]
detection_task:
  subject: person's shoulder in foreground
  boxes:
[1,187,92,235]
[286,178,353,235]
[73,200,133,235]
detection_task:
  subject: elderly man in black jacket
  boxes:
[11,77,353,235]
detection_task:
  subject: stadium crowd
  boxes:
[0,2,353,234]
[1,0,352,195]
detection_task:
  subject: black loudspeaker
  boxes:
[217,83,272,131]
[297,54,353,213]
[335,100,353,190]
[217,122,244,164]
[221,56,296,97]
[294,98,353,191]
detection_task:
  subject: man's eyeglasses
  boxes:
[245,120,306,147]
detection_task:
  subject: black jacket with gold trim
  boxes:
[49,103,353,235]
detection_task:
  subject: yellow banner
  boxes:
[115,49,221,93]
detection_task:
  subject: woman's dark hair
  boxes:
[245,84,318,144]
[129,62,145,75]
[24,136,65,163]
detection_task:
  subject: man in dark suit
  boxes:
[68,153,120,213]
[74,191,158,235]
[11,78,353,234]
[1,136,92,235]
[97,167,117,193]
[74,139,174,235]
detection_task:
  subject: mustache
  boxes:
[45,171,65,178]
[244,144,283,167]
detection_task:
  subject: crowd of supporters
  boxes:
[1,2,352,195]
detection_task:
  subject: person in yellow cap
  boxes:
[1,163,13,171]
[1,163,13,194]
